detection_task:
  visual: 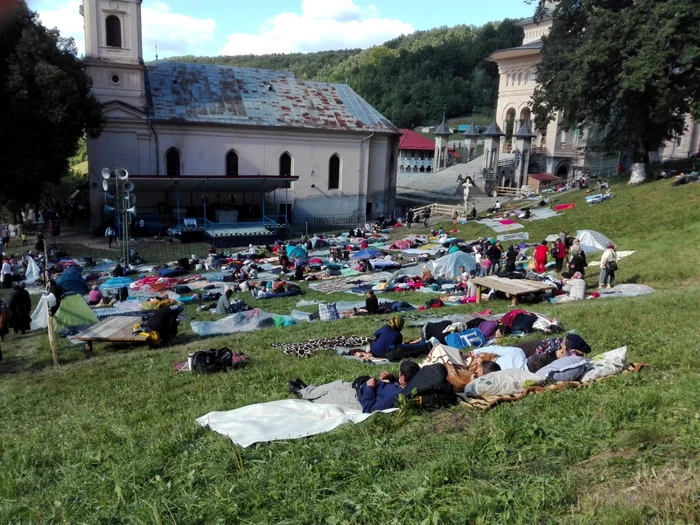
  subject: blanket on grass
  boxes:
[197,399,395,447]
[273,336,373,358]
[461,363,645,411]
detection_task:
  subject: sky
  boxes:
[29,0,535,60]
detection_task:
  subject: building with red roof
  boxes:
[398,129,436,173]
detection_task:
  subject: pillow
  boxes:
[318,302,340,321]
[535,355,588,382]
[464,369,546,397]
[580,346,627,382]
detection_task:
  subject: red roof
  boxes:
[529,173,561,182]
[398,129,436,151]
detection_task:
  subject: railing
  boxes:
[292,213,366,235]
[496,186,526,198]
[409,203,467,219]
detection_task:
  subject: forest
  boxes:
[170,20,525,128]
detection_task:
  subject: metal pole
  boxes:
[176,182,181,228]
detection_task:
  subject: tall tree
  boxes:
[529,0,700,183]
[0,1,104,215]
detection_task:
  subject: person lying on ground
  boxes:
[288,359,420,413]
[369,315,404,358]
[468,345,528,371]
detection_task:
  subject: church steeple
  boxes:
[81,0,145,109]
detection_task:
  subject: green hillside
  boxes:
[1,176,699,523]
[169,21,525,128]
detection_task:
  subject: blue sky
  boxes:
[30,0,535,60]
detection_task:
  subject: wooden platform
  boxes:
[472,276,556,305]
[74,316,148,351]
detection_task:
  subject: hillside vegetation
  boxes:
[1,176,699,523]
[170,21,525,128]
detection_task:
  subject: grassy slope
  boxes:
[1,177,700,524]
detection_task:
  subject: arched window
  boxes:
[106,15,122,48]
[166,148,180,177]
[226,150,239,176]
[518,73,523,85]
[505,73,510,86]
[528,72,536,83]
[279,152,292,177]
[328,154,340,190]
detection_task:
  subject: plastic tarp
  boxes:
[24,255,41,284]
[190,309,279,336]
[196,399,395,448]
[351,249,383,260]
[427,251,477,278]
[595,284,655,299]
[576,230,615,254]
[100,277,134,290]
[56,267,89,295]
[52,294,99,332]
[30,293,56,330]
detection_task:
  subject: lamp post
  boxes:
[101,165,136,267]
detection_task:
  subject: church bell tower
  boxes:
[81,0,145,109]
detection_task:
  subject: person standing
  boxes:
[105,226,116,248]
[1,258,12,289]
[422,208,430,227]
[533,241,549,273]
[504,245,518,273]
[1,226,9,248]
[8,282,31,335]
[488,241,503,275]
[470,204,477,220]
[406,209,414,229]
[554,238,567,272]
[599,242,618,289]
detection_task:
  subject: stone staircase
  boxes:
[396,153,515,207]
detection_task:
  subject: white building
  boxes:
[488,5,699,179]
[80,0,399,240]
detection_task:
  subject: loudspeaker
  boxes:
[101,168,111,180]
[116,168,129,180]
[123,181,135,193]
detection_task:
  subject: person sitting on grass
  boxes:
[288,359,420,413]
[88,285,104,306]
[216,289,234,314]
[369,315,404,358]
[354,289,380,316]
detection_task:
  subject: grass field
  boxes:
[1,176,699,524]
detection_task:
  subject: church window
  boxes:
[328,154,340,190]
[518,73,523,85]
[166,148,181,177]
[226,150,239,176]
[279,152,292,177]
[106,15,122,48]
[505,73,510,86]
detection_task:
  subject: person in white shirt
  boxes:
[599,243,618,289]
[1,259,12,289]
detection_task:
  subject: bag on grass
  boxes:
[403,364,457,410]
[606,260,618,272]
[191,347,233,374]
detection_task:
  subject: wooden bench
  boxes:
[74,316,149,352]
[472,276,556,306]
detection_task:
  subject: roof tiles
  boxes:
[145,62,398,134]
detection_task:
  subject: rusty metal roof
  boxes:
[145,61,398,134]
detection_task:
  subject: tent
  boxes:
[55,266,89,295]
[427,251,477,278]
[52,293,99,333]
[30,293,98,332]
[286,246,308,259]
[576,230,615,254]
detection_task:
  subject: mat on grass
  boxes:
[196,399,395,447]
[461,363,646,411]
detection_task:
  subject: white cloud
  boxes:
[35,1,215,59]
[219,0,413,56]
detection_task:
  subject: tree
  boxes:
[0,1,104,216]
[529,0,700,183]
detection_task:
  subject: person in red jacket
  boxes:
[533,240,549,273]
[554,238,567,272]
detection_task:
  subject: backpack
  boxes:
[403,364,457,410]
[191,347,233,374]
[549,246,558,258]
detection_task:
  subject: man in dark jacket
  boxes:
[8,282,31,334]
[288,360,420,413]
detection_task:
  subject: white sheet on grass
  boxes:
[596,284,654,298]
[24,255,41,284]
[196,399,395,447]
[30,294,55,330]
[190,309,279,336]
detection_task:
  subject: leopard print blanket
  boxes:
[273,336,373,358]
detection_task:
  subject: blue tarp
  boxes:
[286,246,308,259]
[351,249,383,260]
[56,268,89,295]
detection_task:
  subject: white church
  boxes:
[81,0,400,241]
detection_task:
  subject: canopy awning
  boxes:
[122,175,299,193]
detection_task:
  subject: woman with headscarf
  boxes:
[599,242,618,289]
[8,282,31,335]
[504,245,518,273]
[370,315,404,358]
[562,271,586,300]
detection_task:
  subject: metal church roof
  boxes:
[144,61,398,134]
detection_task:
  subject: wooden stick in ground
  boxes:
[43,233,59,367]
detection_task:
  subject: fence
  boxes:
[291,213,366,235]
[50,239,213,263]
